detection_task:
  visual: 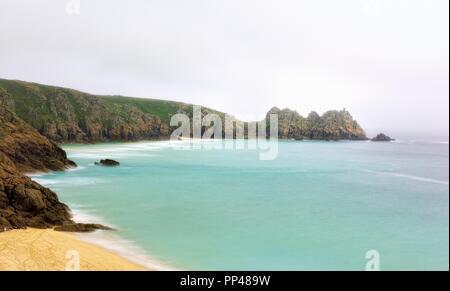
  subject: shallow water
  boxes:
[32,139,449,270]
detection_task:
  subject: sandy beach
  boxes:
[0,228,147,271]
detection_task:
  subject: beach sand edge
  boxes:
[0,228,148,271]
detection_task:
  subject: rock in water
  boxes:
[95,159,120,166]
[371,133,395,142]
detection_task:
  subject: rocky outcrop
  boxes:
[0,152,72,231]
[95,159,120,167]
[371,133,395,142]
[266,107,367,140]
[0,104,76,173]
[0,104,106,232]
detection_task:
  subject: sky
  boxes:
[0,0,448,136]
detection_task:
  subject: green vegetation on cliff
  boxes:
[267,107,367,140]
[0,103,110,232]
[0,78,367,142]
[0,79,183,142]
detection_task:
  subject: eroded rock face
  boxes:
[0,104,75,231]
[0,104,76,173]
[0,80,170,143]
[0,152,72,231]
[0,104,110,232]
[266,107,367,141]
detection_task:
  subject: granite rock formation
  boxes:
[0,152,72,231]
[0,104,76,173]
[0,104,106,232]
[266,107,367,140]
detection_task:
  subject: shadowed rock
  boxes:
[371,133,395,142]
[0,103,113,233]
[95,159,120,166]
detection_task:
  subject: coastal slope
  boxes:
[0,103,76,231]
[0,102,76,173]
[0,104,147,269]
[0,78,367,142]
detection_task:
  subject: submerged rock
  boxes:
[95,159,120,166]
[54,223,113,233]
[371,133,395,142]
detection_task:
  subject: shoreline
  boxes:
[69,206,176,271]
[72,228,176,271]
[0,228,148,271]
[24,166,176,272]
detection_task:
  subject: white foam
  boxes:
[71,208,107,225]
[32,177,103,186]
[26,171,54,178]
[69,206,176,270]
[75,231,176,271]
[31,178,59,186]
[366,170,449,186]
[66,166,86,172]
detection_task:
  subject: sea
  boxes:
[30,137,449,270]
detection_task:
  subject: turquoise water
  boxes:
[32,139,449,270]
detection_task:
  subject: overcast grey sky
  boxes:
[0,0,448,136]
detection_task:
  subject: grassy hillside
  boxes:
[101,95,185,123]
[0,79,200,142]
[0,79,186,124]
[0,78,367,142]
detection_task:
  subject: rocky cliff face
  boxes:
[1,79,367,142]
[0,104,76,231]
[266,107,367,140]
[0,153,72,231]
[0,80,171,143]
[0,104,76,173]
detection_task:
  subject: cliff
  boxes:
[0,152,72,231]
[0,79,175,142]
[0,103,78,230]
[266,107,367,140]
[0,79,367,142]
[0,104,106,232]
[0,104,76,173]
